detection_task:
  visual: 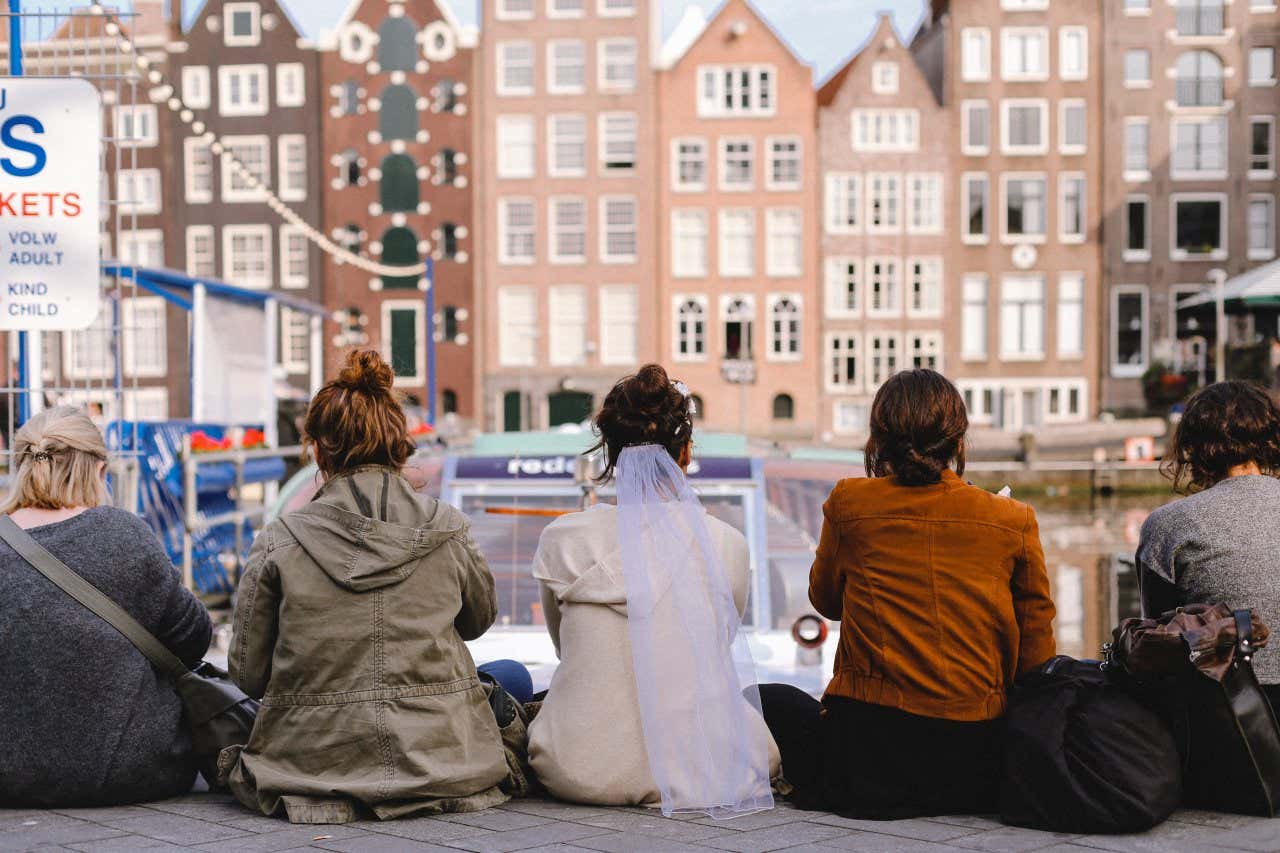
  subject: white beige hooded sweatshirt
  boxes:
[528,503,781,807]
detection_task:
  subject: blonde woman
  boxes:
[0,406,212,807]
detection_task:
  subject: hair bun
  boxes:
[336,350,395,395]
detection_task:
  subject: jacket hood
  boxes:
[280,466,464,591]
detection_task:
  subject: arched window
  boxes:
[441,148,459,182]
[690,394,705,421]
[769,296,801,359]
[1176,50,1224,106]
[441,305,459,341]
[441,389,458,415]
[338,80,360,115]
[341,224,361,251]
[380,227,419,290]
[377,16,418,72]
[338,148,361,186]
[772,394,795,421]
[379,154,419,212]
[436,78,458,112]
[379,84,419,140]
[676,298,706,359]
[441,223,459,259]
[723,296,754,361]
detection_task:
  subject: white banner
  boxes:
[0,78,102,330]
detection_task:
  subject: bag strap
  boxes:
[0,514,189,682]
[1236,610,1257,663]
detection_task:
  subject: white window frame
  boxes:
[1250,47,1276,86]
[497,114,536,179]
[1124,48,1151,89]
[184,137,213,203]
[672,137,708,192]
[672,294,709,363]
[598,112,638,175]
[825,333,863,395]
[547,39,586,96]
[222,223,273,290]
[766,293,803,363]
[1057,272,1085,360]
[279,224,309,289]
[1170,117,1228,181]
[497,287,538,367]
[279,305,311,375]
[696,64,777,118]
[764,208,803,278]
[866,256,902,318]
[906,173,943,235]
[1059,26,1088,81]
[718,209,755,278]
[1124,195,1152,262]
[599,285,639,366]
[549,196,588,265]
[961,100,990,156]
[217,64,269,117]
[962,273,989,361]
[223,2,261,47]
[599,195,638,265]
[496,40,535,97]
[547,113,587,178]
[220,134,270,203]
[866,334,902,391]
[1058,172,1087,245]
[275,63,306,108]
[1111,284,1149,378]
[496,0,536,21]
[1249,193,1276,260]
[962,172,990,245]
[825,256,860,319]
[671,209,709,279]
[908,331,944,372]
[277,134,307,203]
[866,172,902,235]
[907,257,944,318]
[719,136,755,192]
[871,61,899,94]
[185,225,216,277]
[1000,172,1048,244]
[122,296,167,379]
[765,136,802,191]
[498,197,537,266]
[1250,115,1277,179]
[1170,192,1228,261]
[119,228,164,268]
[1000,98,1049,156]
[548,0,586,18]
[1124,117,1151,181]
[382,299,426,383]
[961,28,991,82]
[113,105,158,148]
[999,274,1047,362]
[548,285,588,367]
[851,109,919,152]
[824,173,862,235]
[598,0,637,17]
[181,65,210,109]
[1059,99,1086,155]
[117,168,162,216]
[1001,27,1049,82]
[64,307,113,381]
[597,38,638,94]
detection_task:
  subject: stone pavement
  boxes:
[4,794,1280,853]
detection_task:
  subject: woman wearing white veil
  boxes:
[528,365,778,816]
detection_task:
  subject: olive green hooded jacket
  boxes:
[222,466,508,824]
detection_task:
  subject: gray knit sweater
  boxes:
[0,507,212,806]
[1137,475,1280,684]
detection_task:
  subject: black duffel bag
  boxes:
[999,656,1182,834]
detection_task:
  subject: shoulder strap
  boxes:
[0,514,189,681]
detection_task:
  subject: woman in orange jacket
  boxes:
[759,369,1056,819]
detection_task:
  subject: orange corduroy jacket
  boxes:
[809,470,1057,722]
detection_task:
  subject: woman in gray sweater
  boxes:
[1138,381,1280,703]
[0,406,212,806]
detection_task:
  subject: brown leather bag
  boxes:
[1111,603,1280,816]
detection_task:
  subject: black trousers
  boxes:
[758,684,1004,820]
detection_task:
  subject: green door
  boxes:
[503,391,523,432]
[388,308,418,378]
[548,391,592,427]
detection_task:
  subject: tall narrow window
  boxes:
[962,101,990,155]
[548,286,588,366]
[962,274,988,359]
[909,333,942,371]
[598,38,638,92]
[675,297,707,361]
[908,258,942,317]
[1058,273,1084,359]
[672,209,708,278]
[600,196,638,263]
[1125,196,1150,260]
[548,114,587,177]
[826,335,860,392]
[907,173,943,234]
[765,208,802,277]
[867,173,901,233]
[825,258,859,317]
[1000,275,1046,360]
[278,135,307,202]
[674,138,708,191]
[1003,176,1047,239]
[378,16,418,71]
[1125,120,1149,177]
[497,115,536,178]
[599,113,637,173]
[378,84,419,140]
[379,227,419,289]
[498,198,536,264]
[767,137,802,190]
[961,29,990,81]
[963,174,989,242]
[498,287,537,367]
[1249,195,1276,259]
[1112,285,1148,377]
[549,197,587,264]
[720,138,754,190]
[599,286,638,366]
[548,40,586,94]
[497,41,535,96]
[825,173,861,234]
[867,336,900,389]
[768,295,802,361]
[1251,117,1276,176]
[867,257,900,317]
[722,296,755,361]
[1060,174,1086,242]
[719,210,755,277]
[379,153,419,212]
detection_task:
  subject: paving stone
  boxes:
[927,817,1006,831]
[577,811,736,842]
[691,807,811,832]
[144,797,255,823]
[360,817,499,844]
[563,835,718,853]
[222,815,303,834]
[193,825,370,852]
[436,809,555,832]
[499,801,614,822]
[807,816,981,843]
[0,815,127,852]
[1169,811,1264,830]
[1059,819,1223,853]
[67,836,191,853]
[1206,821,1280,853]
[698,820,850,852]
[444,822,618,853]
[95,813,252,845]
[50,807,159,823]
[315,834,457,852]
[951,826,1082,853]
[819,832,983,853]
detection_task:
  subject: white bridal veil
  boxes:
[615,443,774,819]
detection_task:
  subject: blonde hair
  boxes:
[2,406,109,513]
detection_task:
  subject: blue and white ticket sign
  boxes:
[0,78,101,330]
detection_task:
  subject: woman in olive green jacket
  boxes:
[222,352,509,824]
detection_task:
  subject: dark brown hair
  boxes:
[1162,380,1280,494]
[304,351,416,478]
[590,364,693,481]
[864,369,968,486]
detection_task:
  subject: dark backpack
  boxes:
[999,656,1182,834]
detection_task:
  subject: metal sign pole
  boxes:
[425,257,436,425]
[8,0,29,426]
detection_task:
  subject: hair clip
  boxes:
[671,380,697,417]
[29,450,53,463]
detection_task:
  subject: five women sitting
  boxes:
[4,354,1277,822]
